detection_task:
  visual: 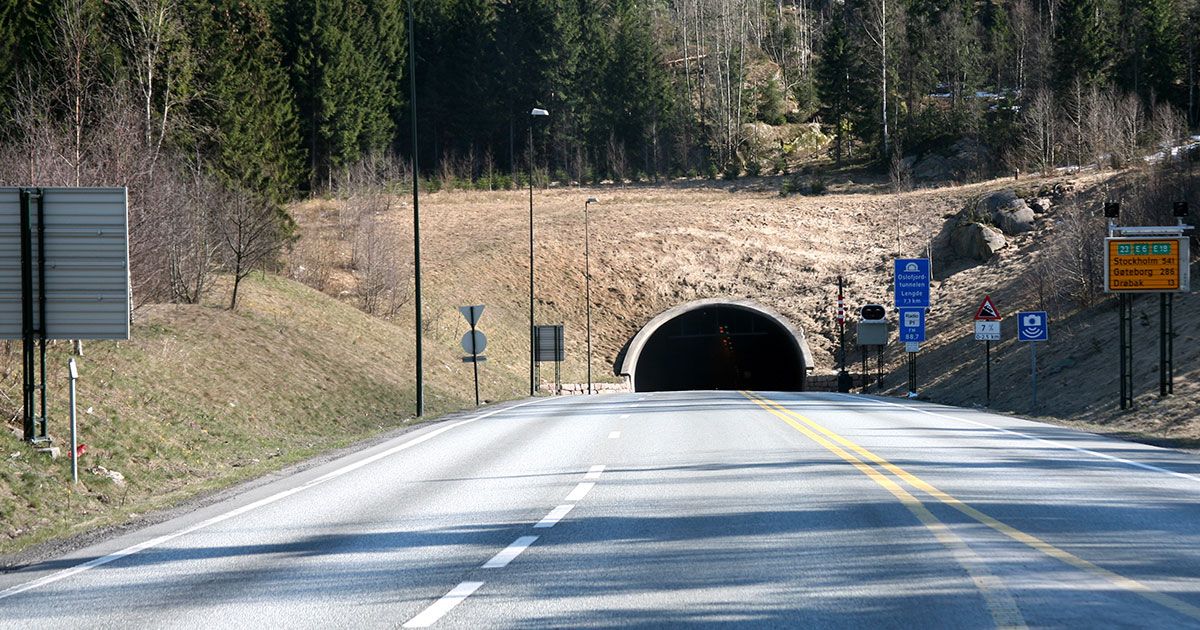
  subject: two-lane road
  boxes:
[4,391,1200,628]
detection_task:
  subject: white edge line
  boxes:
[0,398,551,602]
[834,393,1200,484]
[403,581,485,628]
[585,465,605,480]
[534,504,575,528]
[481,536,539,569]
[565,482,595,502]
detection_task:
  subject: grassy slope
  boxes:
[0,274,474,555]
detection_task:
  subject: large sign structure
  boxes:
[0,187,130,442]
[1104,237,1190,293]
[1104,206,1193,409]
[0,187,131,340]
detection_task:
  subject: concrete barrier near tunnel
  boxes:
[617,299,815,393]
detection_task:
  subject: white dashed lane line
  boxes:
[482,536,539,569]
[565,482,595,502]
[618,413,630,419]
[404,463,609,626]
[608,431,621,439]
[534,504,575,528]
[402,581,484,628]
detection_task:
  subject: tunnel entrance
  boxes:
[618,300,812,393]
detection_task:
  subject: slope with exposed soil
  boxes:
[290,168,1199,445]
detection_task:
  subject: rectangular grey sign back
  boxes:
[534,324,564,362]
[0,187,130,340]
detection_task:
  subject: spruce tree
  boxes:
[1054,0,1117,89]
[817,10,858,162]
[190,0,303,204]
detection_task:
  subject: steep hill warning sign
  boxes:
[1104,237,1190,293]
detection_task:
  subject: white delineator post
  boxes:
[68,358,79,484]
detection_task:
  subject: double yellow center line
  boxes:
[744,392,1200,626]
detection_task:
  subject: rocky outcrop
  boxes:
[912,154,951,181]
[948,138,992,180]
[978,189,1036,234]
[951,222,1007,261]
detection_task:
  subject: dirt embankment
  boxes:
[290,169,1198,446]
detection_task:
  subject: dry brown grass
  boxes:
[291,170,1200,446]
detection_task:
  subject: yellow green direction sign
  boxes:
[1105,237,1190,293]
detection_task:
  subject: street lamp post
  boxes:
[584,197,597,395]
[408,0,424,417]
[529,107,549,397]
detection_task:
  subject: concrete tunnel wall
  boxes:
[617,299,815,393]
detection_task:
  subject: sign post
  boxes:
[68,359,78,484]
[459,305,486,406]
[894,259,931,398]
[1017,311,1048,411]
[973,295,1002,405]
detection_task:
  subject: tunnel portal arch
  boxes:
[618,299,814,393]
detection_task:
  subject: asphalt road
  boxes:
[4,390,1200,628]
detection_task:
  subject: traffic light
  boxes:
[860,304,886,321]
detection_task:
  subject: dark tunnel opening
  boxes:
[632,305,806,392]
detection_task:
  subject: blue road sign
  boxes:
[1017,311,1049,342]
[898,308,926,343]
[894,259,931,308]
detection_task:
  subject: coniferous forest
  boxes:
[1,0,1197,305]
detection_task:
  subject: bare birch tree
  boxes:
[217,191,283,310]
[119,0,194,175]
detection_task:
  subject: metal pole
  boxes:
[36,190,47,439]
[876,347,882,392]
[1120,294,1134,409]
[837,276,845,371]
[1167,294,1174,394]
[528,122,536,397]
[1159,293,1168,397]
[19,189,34,441]
[1119,294,1128,409]
[555,325,562,396]
[1030,341,1038,412]
[861,346,867,392]
[408,0,424,417]
[986,340,991,406]
[69,359,78,484]
[471,326,480,407]
[585,199,593,395]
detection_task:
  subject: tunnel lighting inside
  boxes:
[630,304,806,392]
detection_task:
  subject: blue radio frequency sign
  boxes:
[898,308,926,343]
[894,258,931,309]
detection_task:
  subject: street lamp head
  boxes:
[531,107,549,117]
[586,197,598,204]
